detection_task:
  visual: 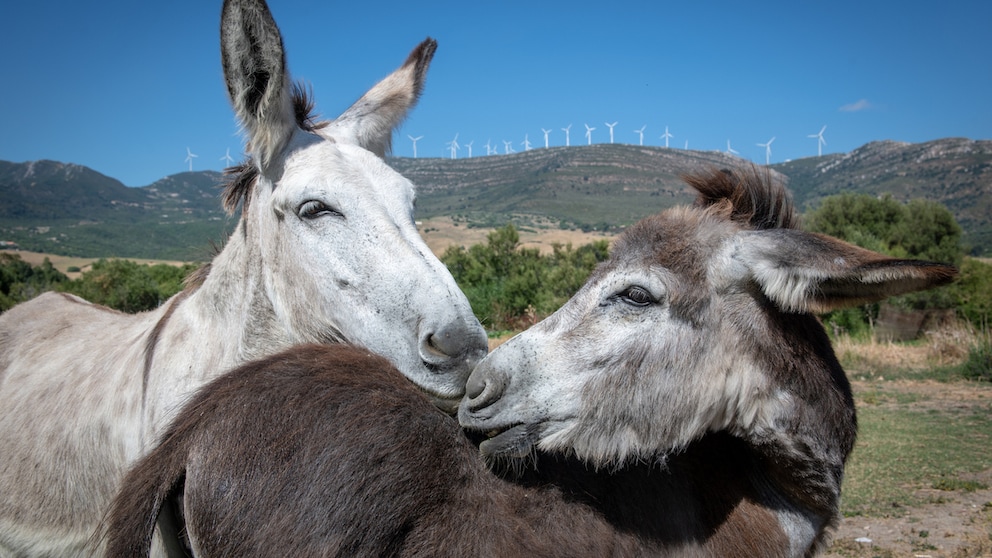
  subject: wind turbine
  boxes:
[633,125,646,146]
[521,134,532,151]
[726,140,739,156]
[220,148,234,167]
[660,126,673,148]
[584,123,595,145]
[757,137,775,165]
[561,124,572,147]
[465,140,474,158]
[408,135,423,158]
[808,125,827,156]
[541,128,552,148]
[446,133,460,159]
[604,121,617,144]
[184,147,198,171]
[502,140,515,154]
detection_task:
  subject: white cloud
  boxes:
[839,99,873,112]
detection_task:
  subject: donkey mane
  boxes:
[686,166,801,231]
[221,83,329,214]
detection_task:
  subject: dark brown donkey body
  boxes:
[104,167,957,557]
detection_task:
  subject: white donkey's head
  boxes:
[218,0,486,411]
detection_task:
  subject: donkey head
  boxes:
[218,0,486,411]
[460,167,957,467]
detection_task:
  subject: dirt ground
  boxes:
[416,216,614,255]
[823,379,992,558]
[821,334,992,558]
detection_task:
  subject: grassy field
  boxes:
[825,328,992,557]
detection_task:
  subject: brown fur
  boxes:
[102,345,794,557]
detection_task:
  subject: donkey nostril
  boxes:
[420,318,488,368]
[466,373,487,400]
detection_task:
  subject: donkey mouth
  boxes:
[428,393,463,415]
[477,423,534,460]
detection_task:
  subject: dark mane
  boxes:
[221,83,328,214]
[685,165,800,230]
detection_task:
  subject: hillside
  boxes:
[0,161,233,260]
[389,144,742,230]
[1,138,989,259]
[775,138,992,251]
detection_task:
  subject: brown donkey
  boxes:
[104,167,957,557]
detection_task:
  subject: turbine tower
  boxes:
[484,139,493,156]
[541,128,552,148]
[757,137,775,165]
[808,125,827,156]
[446,133,460,159]
[561,124,572,147]
[465,140,474,158]
[184,147,198,171]
[522,134,532,151]
[584,123,595,145]
[502,140,515,154]
[605,121,617,144]
[634,125,646,146]
[220,148,234,167]
[408,135,423,158]
[726,140,739,156]
[660,126,673,148]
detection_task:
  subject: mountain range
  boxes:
[1,137,989,260]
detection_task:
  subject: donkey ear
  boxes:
[732,229,958,313]
[323,38,437,158]
[220,0,297,169]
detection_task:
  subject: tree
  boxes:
[441,225,610,330]
[805,193,966,334]
[0,254,68,312]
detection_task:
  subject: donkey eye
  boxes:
[618,286,654,307]
[299,200,343,219]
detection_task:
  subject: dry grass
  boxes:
[416,216,614,257]
[834,320,981,378]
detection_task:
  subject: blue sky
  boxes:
[2,1,989,187]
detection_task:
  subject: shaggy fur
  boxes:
[101,345,789,557]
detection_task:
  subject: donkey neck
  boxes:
[190,221,300,363]
[507,434,797,557]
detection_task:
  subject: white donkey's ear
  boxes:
[220,0,297,169]
[732,229,958,313]
[323,38,437,158]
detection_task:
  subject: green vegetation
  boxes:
[841,403,992,517]
[441,224,609,330]
[0,253,197,313]
[0,253,68,311]
[804,193,988,337]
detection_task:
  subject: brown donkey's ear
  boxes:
[732,229,958,314]
[220,0,297,170]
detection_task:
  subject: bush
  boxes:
[806,193,968,336]
[0,254,68,312]
[958,330,992,382]
[441,224,609,330]
[58,259,199,313]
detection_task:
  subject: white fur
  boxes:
[0,6,483,555]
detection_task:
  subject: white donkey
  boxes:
[0,0,486,555]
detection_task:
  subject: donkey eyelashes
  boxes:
[617,286,655,307]
[298,200,344,220]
